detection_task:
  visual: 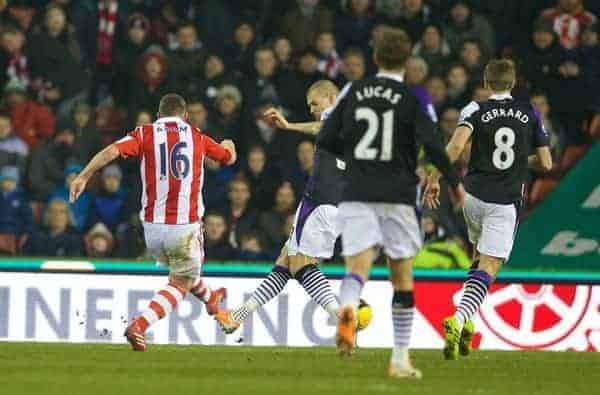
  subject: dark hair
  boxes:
[484,59,516,91]
[343,47,365,61]
[374,27,412,70]
[158,93,186,116]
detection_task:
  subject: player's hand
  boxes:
[69,175,88,203]
[220,139,237,165]
[450,183,466,210]
[423,179,441,209]
[263,108,289,130]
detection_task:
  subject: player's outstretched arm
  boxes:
[528,146,553,172]
[263,108,322,135]
[70,144,120,202]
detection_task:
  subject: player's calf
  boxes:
[292,259,339,320]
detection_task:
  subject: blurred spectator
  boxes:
[28,4,88,120]
[281,0,333,52]
[0,166,32,255]
[0,112,28,174]
[443,0,495,56]
[69,101,103,164]
[0,25,30,90]
[394,0,436,42]
[336,47,366,86]
[167,22,207,93]
[28,127,76,202]
[422,213,447,243]
[445,64,471,109]
[113,12,152,109]
[296,49,326,95]
[4,1,36,33]
[242,45,302,121]
[239,145,281,211]
[258,182,296,252]
[129,51,170,119]
[224,20,257,75]
[530,92,566,164]
[412,24,451,76]
[335,0,380,54]
[579,23,600,108]
[84,222,114,258]
[540,0,597,50]
[3,78,55,149]
[214,85,243,141]
[405,56,429,86]
[222,178,259,248]
[518,18,563,94]
[235,231,270,261]
[459,39,487,84]
[185,54,232,109]
[316,31,342,79]
[272,36,293,70]
[187,100,214,132]
[37,4,81,62]
[49,164,90,232]
[439,107,460,141]
[23,198,82,257]
[88,164,127,232]
[204,211,235,261]
[289,140,315,195]
[135,110,152,126]
[203,157,235,210]
[425,76,449,112]
[151,1,182,50]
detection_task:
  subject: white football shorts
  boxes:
[143,221,204,277]
[339,201,422,260]
[463,193,519,260]
[286,198,340,259]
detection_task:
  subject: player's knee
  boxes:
[392,290,414,308]
[293,262,318,280]
[169,274,195,291]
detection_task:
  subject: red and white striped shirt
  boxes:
[114,116,232,225]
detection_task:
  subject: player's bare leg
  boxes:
[443,253,502,359]
[337,247,375,356]
[125,273,194,351]
[288,253,339,321]
[388,257,421,379]
[216,247,292,334]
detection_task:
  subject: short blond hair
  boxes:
[484,59,516,92]
[307,80,339,98]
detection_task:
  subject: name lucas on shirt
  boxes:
[355,85,402,104]
[481,107,529,124]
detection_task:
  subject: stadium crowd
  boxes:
[0,0,598,264]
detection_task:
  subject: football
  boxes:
[356,299,373,331]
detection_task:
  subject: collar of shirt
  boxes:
[156,116,183,123]
[376,71,405,83]
[489,93,513,101]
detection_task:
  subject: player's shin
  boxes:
[391,290,414,365]
[231,264,292,323]
[136,282,187,332]
[454,269,492,329]
[294,262,339,320]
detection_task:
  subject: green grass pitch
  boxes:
[0,343,597,395]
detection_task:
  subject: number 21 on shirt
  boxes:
[354,107,394,161]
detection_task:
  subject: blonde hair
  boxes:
[307,80,339,98]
